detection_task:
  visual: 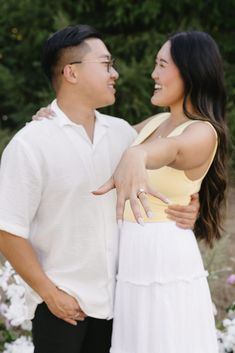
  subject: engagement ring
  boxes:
[137,189,147,198]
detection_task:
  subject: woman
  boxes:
[95,31,227,353]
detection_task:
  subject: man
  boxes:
[0,25,198,353]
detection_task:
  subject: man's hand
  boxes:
[0,231,86,326]
[165,193,200,229]
[44,287,86,326]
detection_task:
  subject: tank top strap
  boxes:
[132,112,170,146]
[169,119,218,140]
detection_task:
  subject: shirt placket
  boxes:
[92,124,115,318]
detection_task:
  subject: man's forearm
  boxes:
[0,230,57,301]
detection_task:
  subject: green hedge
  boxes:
[0,0,234,166]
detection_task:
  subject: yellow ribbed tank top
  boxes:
[124,113,218,222]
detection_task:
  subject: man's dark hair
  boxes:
[42,25,102,82]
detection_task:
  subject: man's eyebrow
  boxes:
[98,54,111,59]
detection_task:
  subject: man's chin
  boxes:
[97,96,116,109]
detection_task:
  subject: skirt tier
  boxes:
[110,221,218,353]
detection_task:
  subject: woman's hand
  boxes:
[32,106,55,121]
[93,147,170,225]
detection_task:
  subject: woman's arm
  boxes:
[32,109,153,132]
[134,122,216,170]
[94,122,216,223]
[32,108,200,228]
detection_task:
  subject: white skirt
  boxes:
[110,221,218,353]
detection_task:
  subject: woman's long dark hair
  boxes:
[169,31,227,247]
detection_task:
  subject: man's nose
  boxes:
[110,67,119,80]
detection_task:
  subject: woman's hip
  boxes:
[117,221,207,285]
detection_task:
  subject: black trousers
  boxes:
[32,302,113,353]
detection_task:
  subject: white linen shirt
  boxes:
[0,100,136,320]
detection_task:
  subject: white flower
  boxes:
[0,262,30,329]
[3,336,34,353]
[20,320,32,331]
[0,261,14,291]
[223,318,232,328]
[217,316,235,352]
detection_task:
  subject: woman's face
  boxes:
[151,41,185,110]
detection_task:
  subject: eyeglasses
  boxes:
[62,58,115,74]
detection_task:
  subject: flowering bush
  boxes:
[217,306,235,352]
[0,262,33,353]
[0,261,235,352]
[2,336,33,353]
[217,274,235,353]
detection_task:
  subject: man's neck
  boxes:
[57,95,96,142]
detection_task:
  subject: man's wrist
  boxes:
[37,280,58,303]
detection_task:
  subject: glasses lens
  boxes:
[108,59,115,72]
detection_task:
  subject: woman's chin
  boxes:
[151,95,157,105]
[151,95,164,107]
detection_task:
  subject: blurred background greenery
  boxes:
[0,0,234,172]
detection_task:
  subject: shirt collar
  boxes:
[50,99,110,128]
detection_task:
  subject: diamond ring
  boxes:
[137,188,147,198]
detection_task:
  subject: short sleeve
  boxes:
[0,138,42,238]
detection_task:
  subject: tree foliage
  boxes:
[0,0,234,165]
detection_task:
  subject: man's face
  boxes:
[70,38,119,109]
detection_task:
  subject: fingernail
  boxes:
[147,211,154,218]
[137,217,145,226]
[117,219,123,228]
[165,198,173,204]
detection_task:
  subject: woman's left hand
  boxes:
[92,147,170,225]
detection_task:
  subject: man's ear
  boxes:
[63,64,78,83]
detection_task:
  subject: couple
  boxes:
[0,25,227,353]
